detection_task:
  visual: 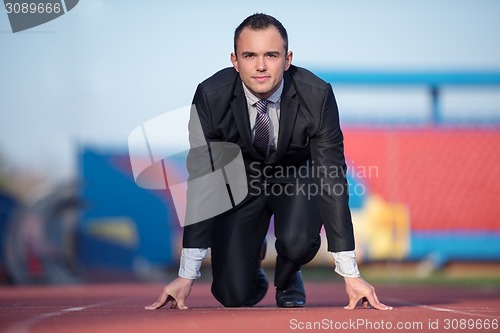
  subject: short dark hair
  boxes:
[234,13,288,54]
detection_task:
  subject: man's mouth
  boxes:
[253,76,270,82]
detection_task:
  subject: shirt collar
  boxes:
[242,78,283,105]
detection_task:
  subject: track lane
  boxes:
[1,283,499,333]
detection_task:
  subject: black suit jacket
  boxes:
[183,65,354,253]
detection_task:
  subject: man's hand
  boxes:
[145,277,194,310]
[343,277,393,310]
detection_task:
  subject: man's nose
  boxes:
[256,57,267,71]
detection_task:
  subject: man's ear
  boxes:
[284,51,293,71]
[230,53,239,72]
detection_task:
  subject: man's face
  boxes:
[231,26,292,100]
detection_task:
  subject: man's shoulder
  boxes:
[287,65,329,91]
[199,67,238,93]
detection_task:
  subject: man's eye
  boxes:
[244,54,254,58]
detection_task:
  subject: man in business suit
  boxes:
[146,13,391,310]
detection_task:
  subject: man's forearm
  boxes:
[178,248,208,279]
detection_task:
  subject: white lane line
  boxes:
[5,297,131,333]
[387,297,500,320]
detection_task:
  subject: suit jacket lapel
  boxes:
[268,72,299,164]
[230,78,259,155]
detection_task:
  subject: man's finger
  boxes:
[167,296,188,310]
[371,300,393,311]
[366,291,393,311]
[344,294,393,311]
[144,288,172,310]
[344,297,360,310]
[370,300,393,311]
[372,289,382,305]
[145,300,168,310]
[176,299,188,310]
[364,292,380,309]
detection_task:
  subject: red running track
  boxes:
[1,282,499,333]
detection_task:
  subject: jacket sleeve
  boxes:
[182,84,218,248]
[309,84,355,252]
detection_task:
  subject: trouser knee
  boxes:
[276,235,321,265]
[211,282,251,307]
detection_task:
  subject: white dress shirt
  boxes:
[243,78,282,152]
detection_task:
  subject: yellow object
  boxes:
[87,218,138,248]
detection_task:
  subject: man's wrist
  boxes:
[331,251,361,278]
[178,248,208,279]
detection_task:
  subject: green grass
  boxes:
[299,265,500,289]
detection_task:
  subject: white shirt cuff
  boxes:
[178,248,207,279]
[331,250,361,278]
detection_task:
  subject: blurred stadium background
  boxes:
[0,1,499,285]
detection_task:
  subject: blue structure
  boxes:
[315,70,500,124]
[77,148,177,275]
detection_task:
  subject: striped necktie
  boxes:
[253,99,270,156]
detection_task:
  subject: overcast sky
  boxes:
[1,0,499,182]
